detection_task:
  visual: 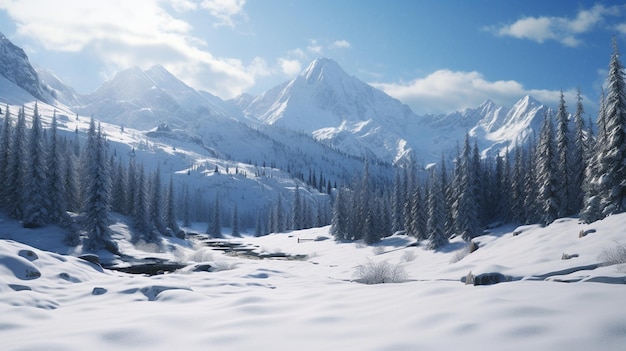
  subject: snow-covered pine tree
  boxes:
[46,112,68,225]
[0,105,12,208]
[207,195,222,238]
[292,184,303,230]
[82,121,118,253]
[426,164,448,250]
[555,91,571,217]
[6,106,27,219]
[255,209,263,237]
[231,204,241,237]
[64,138,80,213]
[126,157,137,216]
[181,183,191,228]
[149,166,166,236]
[165,176,183,238]
[455,134,481,241]
[570,89,587,214]
[23,103,49,228]
[535,111,560,225]
[409,182,427,240]
[110,159,127,215]
[132,163,153,243]
[276,194,285,233]
[510,144,525,222]
[391,168,404,233]
[330,187,350,241]
[523,133,539,223]
[597,38,626,217]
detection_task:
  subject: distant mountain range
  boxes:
[1,31,549,167]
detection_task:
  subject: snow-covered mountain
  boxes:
[0,31,550,176]
[243,58,548,164]
[243,58,417,162]
[74,64,246,130]
[0,33,52,103]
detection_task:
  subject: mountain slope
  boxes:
[0,32,51,102]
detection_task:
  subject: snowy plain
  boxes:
[2,211,626,351]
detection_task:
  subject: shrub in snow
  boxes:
[353,259,407,284]
[464,271,474,285]
[450,241,479,264]
[598,242,626,266]
[401,250,416,262]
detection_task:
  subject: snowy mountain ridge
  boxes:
[0,32,552,170]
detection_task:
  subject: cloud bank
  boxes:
[488,4,623,47]
[0,0,257,98]
[371,69,584,115]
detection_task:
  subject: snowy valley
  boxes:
[1,30,626,350]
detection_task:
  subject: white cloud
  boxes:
[489,4,622,47]
[331,40,351,49]
[278,58,302,76]
[371,69,581,115]
[307,40,323,55]
[199,0,246,27]
[0,0,258,99]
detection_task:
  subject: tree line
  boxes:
[331,38,626,248]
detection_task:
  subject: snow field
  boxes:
[2,212,626,350]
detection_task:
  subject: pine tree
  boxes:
[535,111,560,225]
[570,89,587,214]
[391,168,404,233]
[330,187,350,241]
[110,159,127,214]
[427,165,448,250]
[165,176,183,238]
[231,204,241,237]
[0,104,11,208]
[292,185,303,230]
[132,163,153,242]
[181,183,191,228]
[7,106,27,219]
[207,195,222,238]
[510,144,525,222]
[275,194,284,233]
[597,38,626,216]
[23,103,49,228]
[455,134,481,241]
[555,91,571,217]
[150,166,166,236]
[46,112,69,225]
[409,182,427,240]
[82,121,118,253]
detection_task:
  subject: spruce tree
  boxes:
[0,104,11,208]
[555,91,571,217]
[536,111,560,225]
[82,121,118,253]
[597,38,626,216]
[330,187,350,241]
[292,185,303,230]
[231,204,241,237]
[150,166,166,236]
[7,106,27,219]
[46,113,68,225]
[427,165,448,250]
[132,163,153,242]
[23,103,49,228]
[207,195,222,238]
[165,176,183,238]
[570,89,587,214]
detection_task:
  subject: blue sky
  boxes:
[0,0,624,115]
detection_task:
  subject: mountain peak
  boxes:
[301,58,347,82]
